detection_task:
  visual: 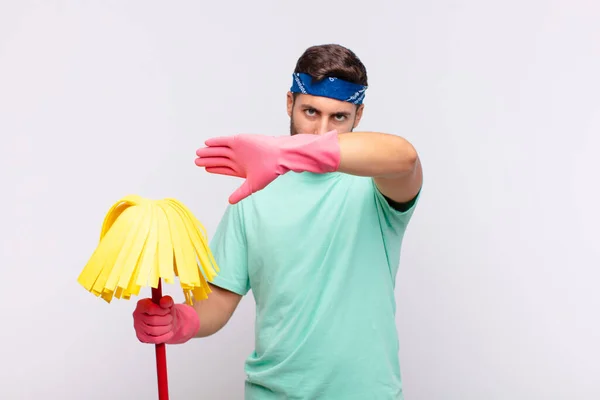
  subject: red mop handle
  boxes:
[151,279,170,400]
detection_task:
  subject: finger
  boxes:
[134,317,172,337]
[204,136,233,147]
[140,313,173,327]
[205,166,243,178]
[229,180,252,204]
[134,298,168,315]
[134,298,153,313]
[195,146,234,158]
[134,299,170,317]
[146,324,174,338]
[136,328,174,344]
[195,156,237,170]
[159,295,174,309]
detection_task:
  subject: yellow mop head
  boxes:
[77,195,219,305]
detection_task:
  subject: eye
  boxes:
[304,108,317,117]
[333,114,347,122]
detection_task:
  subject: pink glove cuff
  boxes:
[277,130,341,174]
[166,304,200,345]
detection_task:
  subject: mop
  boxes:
[77,195,219,399]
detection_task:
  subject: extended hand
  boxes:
[195,134,287,204]
[195,131,341,204]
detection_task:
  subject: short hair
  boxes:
[293,44,368,86]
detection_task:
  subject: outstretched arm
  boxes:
[195,130,422,204]
[336,131,422,204]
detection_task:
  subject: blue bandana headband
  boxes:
[290,72,367,105]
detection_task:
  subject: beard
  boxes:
[289,117,299,136]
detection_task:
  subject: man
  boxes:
[133,44,423,399]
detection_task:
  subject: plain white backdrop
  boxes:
[1,1,599,399]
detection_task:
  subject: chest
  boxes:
[244,187,383,281]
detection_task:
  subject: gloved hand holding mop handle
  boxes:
[133,296,200,345]
[195,130,341,204]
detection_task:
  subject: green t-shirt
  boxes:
[209,171,419,400]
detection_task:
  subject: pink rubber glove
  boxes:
[194,130,341,204]
[132,296,200,345]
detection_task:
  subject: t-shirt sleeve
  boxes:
[208,203,251,296]
[371,178,421,280]
[371,178,420,233]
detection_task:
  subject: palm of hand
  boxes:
[195,134,285,204]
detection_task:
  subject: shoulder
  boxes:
[342,174,421,225]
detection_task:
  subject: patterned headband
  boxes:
[290,73,367,105]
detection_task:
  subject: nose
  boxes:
[315,118,332,135]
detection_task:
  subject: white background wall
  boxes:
[1,1,598,399]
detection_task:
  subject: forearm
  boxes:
[192,303,225,338]
[335,131,419,178]
[191,283,241,338]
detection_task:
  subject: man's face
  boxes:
[286,92,364,136]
